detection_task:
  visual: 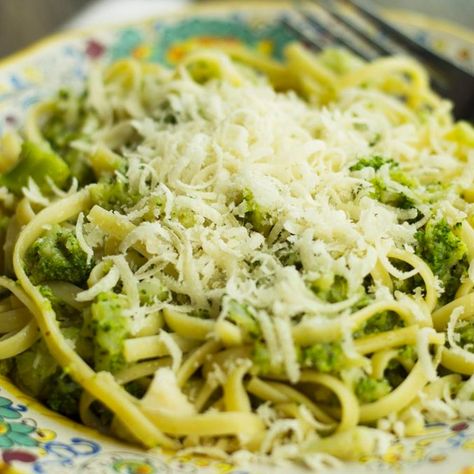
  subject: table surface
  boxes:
[0,0,188,59]
[0,0,92,58]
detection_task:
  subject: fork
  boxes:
[283,0,474,120]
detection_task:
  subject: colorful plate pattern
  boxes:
[0,3,473,473]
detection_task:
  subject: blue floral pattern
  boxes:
[0,396,37,448]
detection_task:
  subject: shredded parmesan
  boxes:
[158,330,183,373]
[75,212,94,265]
[416,327,439,382]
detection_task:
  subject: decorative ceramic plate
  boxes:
[0,3,473,473]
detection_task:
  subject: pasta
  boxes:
[0,41,474,465]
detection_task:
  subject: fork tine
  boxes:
[313,0,391,56]
[346,0,473,76]
[296,5,373,60]
[281,16,323,52]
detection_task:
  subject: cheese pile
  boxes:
[77,58,470,381]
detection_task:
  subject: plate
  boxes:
[0,3,473,473]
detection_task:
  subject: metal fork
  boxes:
[283,0,474,120]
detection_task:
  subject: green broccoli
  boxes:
[13,339,57,396]
[349,155,396,172]
[142,195,166,221]
[173,207,196,228]
[370,176,416,209]
[39,284,81,326]
[456,321,474,353]
[389,168,417,188]
[45,374,82,418]
[0,141,70,194]
[91,292,129,373]
[240,189,274,235]
[89,400,113,427]
[42,90,94,185]
[415,218,468,303]
[186,58,222,84]
[251,341,287,376]
[138,278,169,305]
[0,215,9,232]
[397,344,418,369]
[310,275,348,303]
[24,225,93,286]
[355,377,391,403]
[63,149,95,185]
[350,156,417,209]
[300,342,346,373]
[11,329,83,418]
[124,381,147,399]
[226,299,261,339]
[89,181,140,211]
[252,341,272,375]
[356,311,404,337]
[275,243,301,268]
[190,308,211,319]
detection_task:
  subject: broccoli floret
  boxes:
[349,155,396,172]
[355,377,391,403]
[0,215,9,232]
[39,285,81,325]
[142,195,166,221]
[356,311,404,337]
[227,299,260,339]
[42,90,94,185]
[24,225,93,286]
[310,275,348,303]
[45,374,81,418]
[12,331,82,417]
[384,359,407,388]
[251,341,287,376]
[397,344,418,369]
[91,292,129,373]
[90,181,140,211]
[416,218,466,272]
[456,321,474,353]
[63,149,95,185]
[190,308,211,319]
[350,156,418,209]
[300,342,346,373]
[13,340,57,396]
[89,400,113,427]
[415,218,468,303]
[240,189,274,235]
[138,278,169,305]
[173,207,196,228]
[0,141,70,194]
[252,341,272,375]
[124,381,147,399]
[370,176,416,210]
[275,243,301,268]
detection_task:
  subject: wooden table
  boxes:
[0,0,93,58]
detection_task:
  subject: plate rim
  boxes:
[0,3,473,471]
[0,1,473,72]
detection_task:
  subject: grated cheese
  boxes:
[75,212,94,265]
[416,327,439,382]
